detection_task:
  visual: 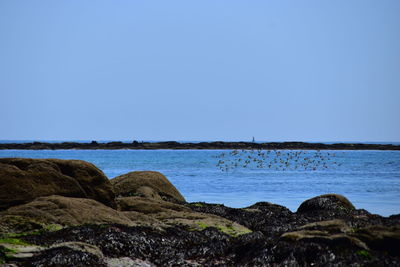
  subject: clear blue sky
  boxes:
[1,1,399,142]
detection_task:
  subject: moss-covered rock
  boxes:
[280,220,369,250]
[116,196,190,214]
[116,196,251,237]
[3,195,135,226]
[110,171,185,203]
[0,215,44,236]
[0,158,116,209]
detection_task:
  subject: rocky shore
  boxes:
[1,141,400,150]
[0,158,399,266]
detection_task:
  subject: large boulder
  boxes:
[0,158,116,209]
[297,194,355,214]
[110,171,185,203]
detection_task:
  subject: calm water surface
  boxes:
[1,150,399,216]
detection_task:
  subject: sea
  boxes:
[1,147,400,217]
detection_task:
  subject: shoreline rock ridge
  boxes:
[1,141,400,150]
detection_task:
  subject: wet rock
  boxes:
[110,171,185,203]
[15,223,400,267]
[297,194,355,214]
[0,215,44,235]
[19,225,237,266]
[0,158,116,210]
[105,257,156,267]
[50,241,104,259]
[18,246,106,267]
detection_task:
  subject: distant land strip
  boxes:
[0,141,399,150]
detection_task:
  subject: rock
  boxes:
[20,246,106,267]
[110,171,185,203]
[18,222,400,267]
[0,239,103,262]
[50,241,104,260]
[297,194,355,213]
[117,196,251,237]
[3,196,400,266]
[0,158,116,209]
[18,224,238,266]
[116,196,190,214]
[136,186,163,201]
[353,226,400,256]
[0,215,44,235]
[188,201,296,237]
[157,211,252,237]
[280,220,369,250]
[2,194,251,237]
[281,231,369,250]
[120,211,166,229]
[298,219,350,233]
[105,257,156,267]
[1,242,43,260]
[3,195,135,226]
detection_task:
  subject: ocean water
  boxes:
[1,149,399,217]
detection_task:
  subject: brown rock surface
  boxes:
[280,219,369,250]
[3,195,134,226]
[111,171,185,203]
[0,158,116,209]
[116,196,251,236]
[116,196,190,214]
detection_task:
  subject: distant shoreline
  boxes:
[0,141,400,150]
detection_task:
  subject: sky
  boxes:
[0,1,399,142]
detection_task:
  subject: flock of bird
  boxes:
[215,149,340,172]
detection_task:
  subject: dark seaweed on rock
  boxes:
[17,220,400,266]
[19,247,107,267]
[13,194,400,266]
